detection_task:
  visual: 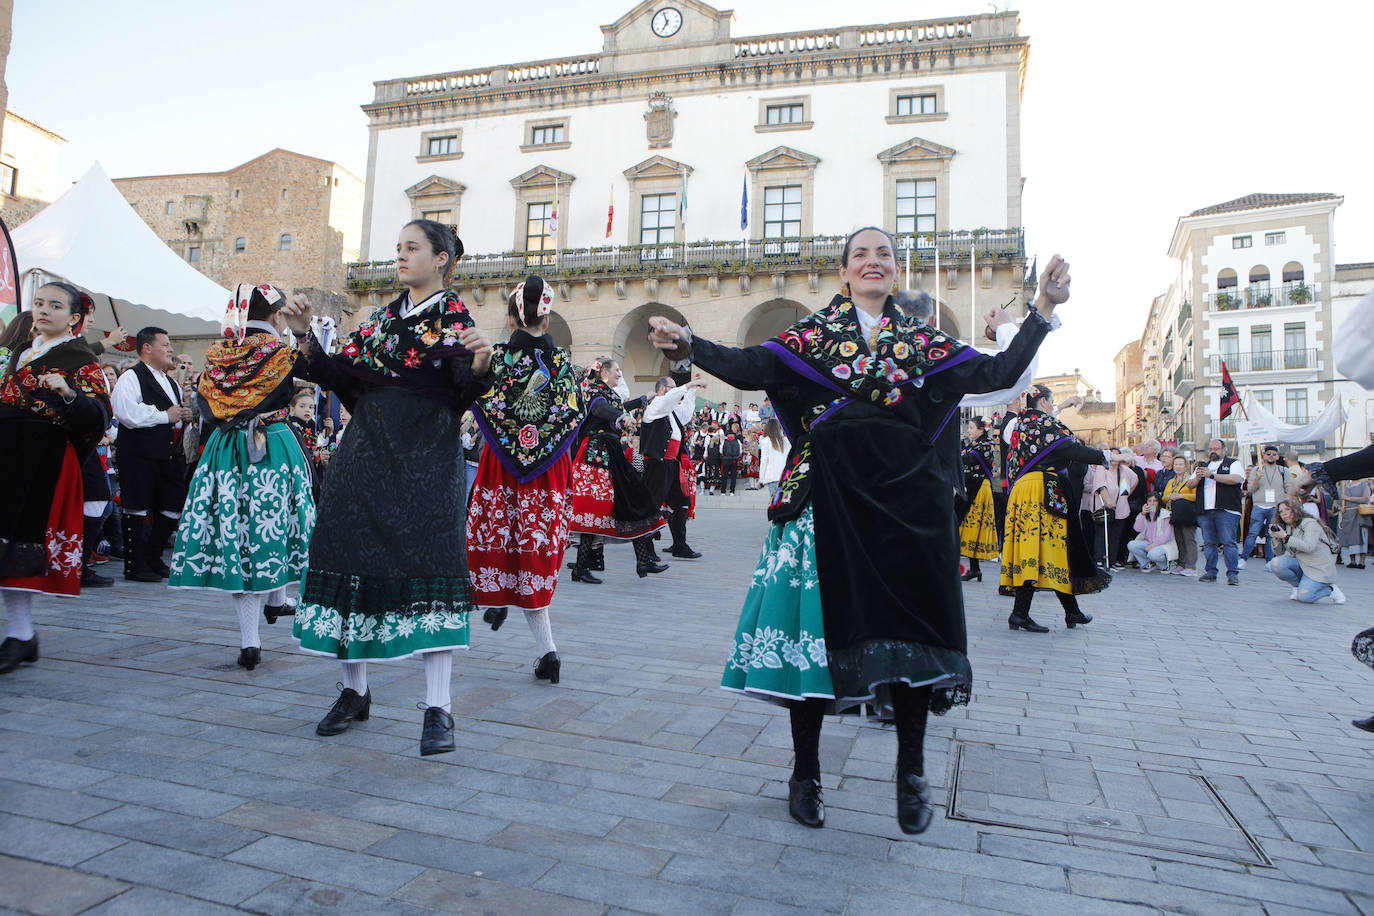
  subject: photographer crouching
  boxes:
[1268,497,1347,604]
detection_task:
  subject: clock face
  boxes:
[651,7,683,37]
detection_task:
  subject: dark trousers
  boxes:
[645,456,692,549]
[720,458,739,494]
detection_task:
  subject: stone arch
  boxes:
[933,303,962,342]
[611,301,688,385]
[736,297,813,347]
[546,310,572,350]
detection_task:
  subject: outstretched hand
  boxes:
[1035,255,1071,316]
[460,327,493,375]
[648,316,691,361]
[279,293,314,335]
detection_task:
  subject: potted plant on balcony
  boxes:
[1290,283,1312,304]
[1215,292,1236,310]
[1250,292,1271,308]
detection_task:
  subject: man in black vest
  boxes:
[1187,437,1244,586]
[111,326,191,582]
[641,374,706,559]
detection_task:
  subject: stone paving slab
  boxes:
[1,506,1373,913]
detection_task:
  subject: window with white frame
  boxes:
[1285,388,1308,423]
[422,209,452,223]
[1283,322,1306,367]
[1251,326,1272,369]
[639,193,676,246]
[895,94,937,117]
[895,179,936,235]
[763,185,802,238]
[1218,328,1240,361]
[1232,235,1252,249]
[1265,231,1285,246]
[1253,389,1274,412]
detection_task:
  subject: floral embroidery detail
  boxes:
[475,342,582,480]
[838,341,858,357]
[403,347,421,369]
[198,332,297,423]
[337,289,473,380]
[832,364,852,380]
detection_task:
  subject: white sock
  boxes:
[4,592,35,641]
[341,660,368,695]
[232,593,262,649]
[265,586,287,605]
[523,607,556,656]
[423,650,453,712]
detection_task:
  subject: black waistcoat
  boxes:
[117,362,180,460]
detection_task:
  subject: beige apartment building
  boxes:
[114,149,364,308]
[1138,192,1374,459]
[1113,339,1145,446]
[0,111,66,227]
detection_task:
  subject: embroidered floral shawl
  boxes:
[1005,408,1075,484]
[964,432,997,481]
[580,373,624,417]
[474,334,583,483]
[198,332,297,423]
[0,337,111,457]
[338,289,474,385]
[763,294,975,434]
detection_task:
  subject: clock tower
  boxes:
[599,0,735,74]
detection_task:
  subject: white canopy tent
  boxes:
[10,163,225,340]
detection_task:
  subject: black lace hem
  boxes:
[826,638,972,717]
[301,568,470,617]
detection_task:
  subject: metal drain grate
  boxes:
[947,742,1273,867]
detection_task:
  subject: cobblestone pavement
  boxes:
[1,504,1372,915]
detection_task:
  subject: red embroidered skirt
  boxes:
[0,443,84,597]
[679,455,697,520]
[567,438,667,540]
[466,450,572,610]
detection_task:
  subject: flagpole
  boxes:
[970,243,977,346]
[934,241,941,332]
[904,242,911,292]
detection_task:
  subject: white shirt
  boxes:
[111,362,180,429]
[16,333,75,369]
[401,289,445,319]
[642,386,696,441]
[961,320,1045,408]
[1199,457,1240,515]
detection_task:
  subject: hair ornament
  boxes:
[223,283,254,343]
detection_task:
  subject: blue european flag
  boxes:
[740,176,748,231]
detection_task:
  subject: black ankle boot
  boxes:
[896,773,934,834]
[121,514,160,582]
[788,776,825,828]
[571,545,602,584]
[0,635,39,675]
[633,537,668,577]
[960,567,982,582]
[236,647,261,670]
[1009,613,1049,633]
[483,607,508,631]
[534,651,560,684]
[420,706,455,756]
[1352,715,1374,733]
[1065,608,1093,628]
[316,685,371,736]
[263,601,296,625]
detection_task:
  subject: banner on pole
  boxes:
[1234,419,1270,447]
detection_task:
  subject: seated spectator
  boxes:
[1269,498,1346,604]
[1126,493,1177,572]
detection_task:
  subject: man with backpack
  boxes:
[719,421,743,495]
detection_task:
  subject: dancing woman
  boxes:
[280,219,492,757]
[959,417,1000,582]
[0,284,111,674]
[999,384,1110,633]
[567,359,668,582]
[649,227,1069,833]
[466,276,584,685]
[168,285,316,670]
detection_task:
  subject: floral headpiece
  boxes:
[223,283,283,343]
[512,275,553,320]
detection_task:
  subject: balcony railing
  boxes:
[1172,356,1194,397]
[1176,301,1192,333]
[1210,348,1319,374]
[347,230,1025,289]
[1205,281,1318,311]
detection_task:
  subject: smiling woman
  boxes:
[648,227,1071,835]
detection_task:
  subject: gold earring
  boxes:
[840,282,851,298]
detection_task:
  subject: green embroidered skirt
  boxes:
[169,423,315,594]
[721,506,836,703]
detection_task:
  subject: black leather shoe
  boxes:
[960,569,982,582]
[534,651,560,684]
[668,546,702,559]
[148,556,171,578]
[236,647,261,670]
[1353,715,1374,733]
[0,635,39,674]
[636,560,669,578]
[1065,608,1093,629]
[482,607,508,631]
[896,773,934,835]
[420,706,455,756]
[571,568,602,584]
[125,568,163,583]
[263,601,296,625]
[81,566,115,588]
[1009,614,1049,633]
[316,685,371,736]
[788,776,825,828]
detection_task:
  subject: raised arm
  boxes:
[647,317,792,391]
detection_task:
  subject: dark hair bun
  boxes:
[450,226,464,259]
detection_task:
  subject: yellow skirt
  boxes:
[999,471,1073,594]
[959,479,999,561]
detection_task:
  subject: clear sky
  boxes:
[9,0,1370,398]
